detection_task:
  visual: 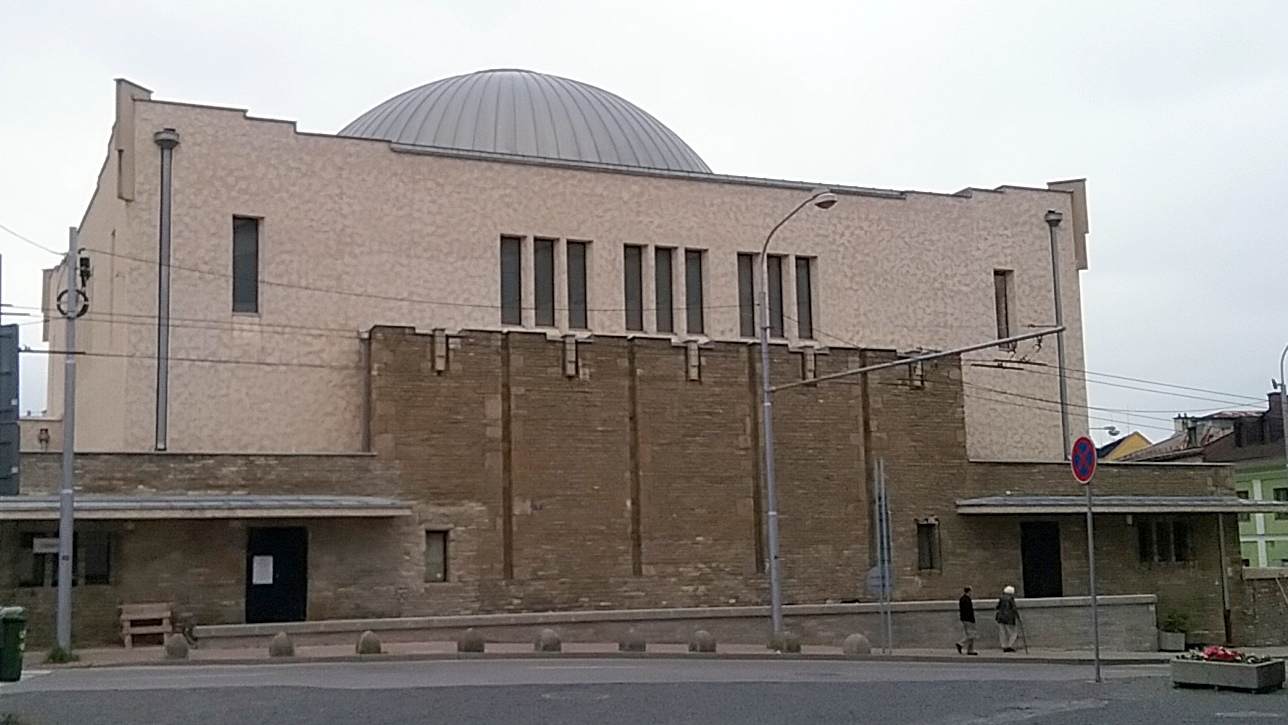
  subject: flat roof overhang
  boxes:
[956,495,1288,516]
[0,495,413,521]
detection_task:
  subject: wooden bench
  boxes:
[119,603,172,648]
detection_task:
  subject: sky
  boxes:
[2,0,1285,445]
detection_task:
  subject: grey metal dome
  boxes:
[341,69,711,173]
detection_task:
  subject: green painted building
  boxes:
[1235,461,1288,567]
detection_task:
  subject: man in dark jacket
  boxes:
[955,586,977,655]
[995,585,1020,652]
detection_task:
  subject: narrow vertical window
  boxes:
[81,532,112,585]
[737,253,756,337]
[767,255,784,338]
[1275,488,1288,520]
[655,248,674,333]
[1236,490,1250,523]
[500,236,522,325]
[567,241,588,330]
[534,238,555,327]
[685,249,704,334]
[232,217,259,313]
[1137,520,1155,563]
[916,520,940,570]
[1172,521,1193,562]
[624,245,643,331]
[796,257,814,340]
[994,270,1014,349]
[425,530,448,583]
[1155,520,1174,562]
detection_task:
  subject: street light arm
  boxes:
[761,193,827,256]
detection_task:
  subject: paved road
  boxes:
[1,658,1283,724]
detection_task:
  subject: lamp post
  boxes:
[1045,209,1070,458]
[758,188,837,637]
[1278,345,1288,474]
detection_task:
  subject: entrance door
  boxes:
[245,527,308,623]
[1019,521,1063,598]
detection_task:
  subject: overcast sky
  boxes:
[2,0,1285,444]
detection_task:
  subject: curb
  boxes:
[34,650,1171,670]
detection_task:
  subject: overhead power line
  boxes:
[0,222,65,256]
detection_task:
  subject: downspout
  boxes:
[153,128,180,451]
[1217,514,1232,644]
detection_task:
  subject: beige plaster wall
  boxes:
[56,88,1089,457]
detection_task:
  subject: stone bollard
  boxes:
[163,633,189,660]
[457,628,486,653]
[842,633,872,656]
[534,628,562,653]
[618,629,646,653]
[768,632,802,654]
[268,632,295,658]
[688,630,716,654]
[356,630,383,655]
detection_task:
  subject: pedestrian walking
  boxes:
[995,585,1020,652]
[955,586,978,655]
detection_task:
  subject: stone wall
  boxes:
[194,596,1161,653]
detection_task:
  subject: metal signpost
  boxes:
[1071,435,1101,683]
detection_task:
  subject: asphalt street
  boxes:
[1,658,1284,724]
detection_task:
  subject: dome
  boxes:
[341,69,711,173]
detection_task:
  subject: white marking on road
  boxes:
[531,665,645,670]
[1216,712,1284,719]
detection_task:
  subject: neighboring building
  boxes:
[31,71,1091,461]
[1097,431,1152,461]
[1126,393,1287,568]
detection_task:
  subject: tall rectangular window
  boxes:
[534,238,555,327]
[1137,520,1155,563]
[425,530,448,583]
[994,270,1014,349]
[500,236,522,325]
[567,241,588,329]
[1237,490,1251,522]
[624,244,644,331]
[916,520,940,570]
[1276,488,1288,520]
[685,249,704,334]
[767,255,784,338]
[737,253,756,337]
[655,248,674,333]
[232,217,259,313]
[795,257,814,340]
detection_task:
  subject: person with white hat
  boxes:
[995,585,1020,652]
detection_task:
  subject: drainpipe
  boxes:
[153,128,180,451]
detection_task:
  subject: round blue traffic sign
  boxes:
[1071,436,1097,484]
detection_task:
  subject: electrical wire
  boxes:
[19,347,360,372]
[0,221,64,256]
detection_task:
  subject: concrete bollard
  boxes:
[268,632,295,658]
[842,633,872,656]
[457,628,486,653]
[769,632,802,654]
[534,628,562,653]
[163,633,189,660]
[356,630,383,655]
[618,629,646,653]
[688,630,716,653]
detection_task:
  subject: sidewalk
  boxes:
[23,640,1233,670]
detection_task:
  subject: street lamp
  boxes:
[1277,345,1288,475]
[759,188,836,637]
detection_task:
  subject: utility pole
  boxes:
[56,226,79,652]
[1278,345,1287,476]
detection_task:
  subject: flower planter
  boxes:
[1171,658,1285,693]
[1158,631,1186,652]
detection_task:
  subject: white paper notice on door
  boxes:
[252,555,274,585]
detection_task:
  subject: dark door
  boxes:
[1019,521,1063,598]
[246,527,308,623]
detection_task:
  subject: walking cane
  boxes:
[1017,613,1029,654]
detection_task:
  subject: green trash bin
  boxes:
[0,606,27,682]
